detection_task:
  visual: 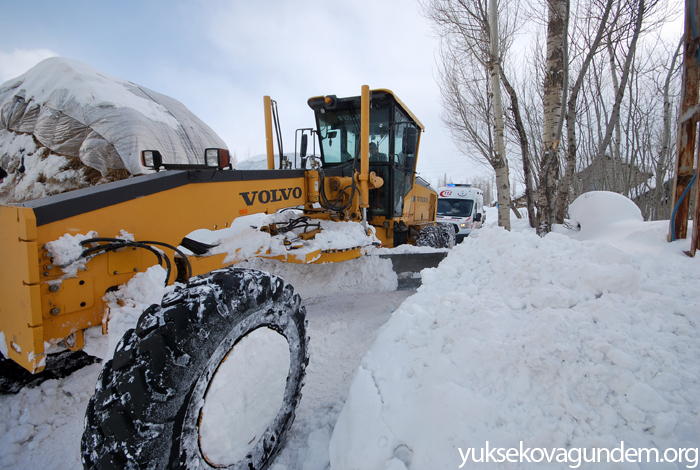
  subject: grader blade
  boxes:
[377,252,448,290]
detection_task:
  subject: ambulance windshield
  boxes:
[437,198,473,217]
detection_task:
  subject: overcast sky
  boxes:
[0,0,684,190]
[0,0,492,187]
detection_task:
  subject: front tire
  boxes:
[81,267,308,469]
[416,224,455,249]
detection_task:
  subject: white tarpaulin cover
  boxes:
[0,57,227,175]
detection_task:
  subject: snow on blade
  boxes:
[207,210,382,264]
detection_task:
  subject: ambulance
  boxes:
[436,183,485,242]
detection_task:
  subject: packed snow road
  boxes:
[0,256,411,470]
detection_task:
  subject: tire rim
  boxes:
[198,326,291,467]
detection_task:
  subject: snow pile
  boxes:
[0,57,227,201]
[561,191,681,257]
[0,131,93,203]
[330,192,700,469]
[568,191,644,238]
[83,265,172,362]
[208,210,382,264]
[238,256,397,299]
[0,362,102,469]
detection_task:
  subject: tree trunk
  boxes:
[608,40,623,192]
[537,0,569,234]
[490,0,511,230]
[500,69,536,226]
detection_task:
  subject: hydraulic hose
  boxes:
[670,171,697,241]
[79,237,192,285]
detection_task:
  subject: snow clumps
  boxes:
[330,194,700,469]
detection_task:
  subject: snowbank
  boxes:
[330,192,700,469]
[569,190,644,232]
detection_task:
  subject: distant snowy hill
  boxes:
[0,57,227,202]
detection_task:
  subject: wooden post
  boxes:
[669,0,700,254]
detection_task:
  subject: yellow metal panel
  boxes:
[0,206,45,372]
[312,247,364,263]
[30,177,308,357]
[108,246,143,275]
[263,250,322,264]
[264,96,276,170]
[261,246,364,264]
[360,85,370,209]
[43,308,103,345]
[188,253,230,278]
[43,277,95,317]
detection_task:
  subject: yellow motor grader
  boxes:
[0,85,452,469]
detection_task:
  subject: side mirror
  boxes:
[474,213,482,222]
[402,126,418,155]
[141,150,163,171]
[300,134,308,159]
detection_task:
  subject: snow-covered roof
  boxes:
[0,57,227,175]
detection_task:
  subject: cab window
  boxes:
[317,109,360,164]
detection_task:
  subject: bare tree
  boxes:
[501,69,537,224]
[654,38,683,219]
[424,0,680,231]
[422,0,521,229]
[556,0,615,223]
[582,0,648,191]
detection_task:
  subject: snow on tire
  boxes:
[81,267,308,470]
[416,224,455,249]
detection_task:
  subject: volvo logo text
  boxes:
[239,187,303,206]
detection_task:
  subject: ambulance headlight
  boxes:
[460,223,468,228]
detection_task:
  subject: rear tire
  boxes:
[416,224,455,249]
[81,267,308,469]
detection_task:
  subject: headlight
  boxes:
[205,149,219,167]
[204,148,231,169]
[460,223,467,228]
